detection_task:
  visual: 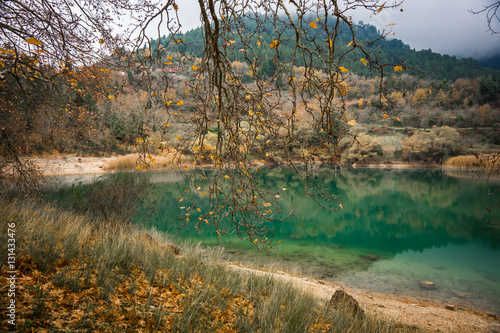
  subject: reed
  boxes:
[444,154,500,171]
[104,153,183,171]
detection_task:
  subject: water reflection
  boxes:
[139,167,500,314]
[47,167,500,315]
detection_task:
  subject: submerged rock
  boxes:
[360,254,381,261]
[420,281,437,290]
[329,289,364,317]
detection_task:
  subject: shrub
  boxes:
[402,126,462,162]
[341,133,383,164]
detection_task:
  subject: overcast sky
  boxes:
[173,0,500,60]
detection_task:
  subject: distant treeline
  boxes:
[147,15,499,81]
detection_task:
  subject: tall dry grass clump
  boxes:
[444,155,500,172]
[104,153,193,172]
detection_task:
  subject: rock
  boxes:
[445,304,456,311]
[140,232,180,255]
[454,291,470,299]
[403,126,416,134]
[329,289,364,317]
[420,281,437,290]
[165,243,181,255]
[360,254,381,261]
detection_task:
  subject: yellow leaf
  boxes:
[99,39,105,44]
[184,166,189,170]
[26,37,42,46]
[269,40,279,48]
[257,41,261,46]
[136,165,141,170]
[248,110,254,115]
[108,95,114,99]
[166,101,173,106]
[151,158,156,162]
[394,65,403,72]
[382,114,389,119]
[339,203,343,209]
[192,65,198,70]
[176,136,181,139]
[224,175,230,179]
[177,100,184,105]
[253,239,258,243]
[347,41,352,47]
[137,137,144,143]
[377,3,385,13]
[201,191,206,195]
[173,3,178,10]
[328,39,333,47]
[348,120,356,126]
[263,202,271,207]
[179,198,183,202]
[168,56,173,61]
[339,66,349,73]
[282,188,287,191]
[185,89,189,94]
[147,155,152,159]
[360,58,368,66]
[309,21,317,29]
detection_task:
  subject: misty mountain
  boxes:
[151,17,499,81]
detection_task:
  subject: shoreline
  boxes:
[229,263,499,333]
[29,154,446,177]
[26,154,500,331]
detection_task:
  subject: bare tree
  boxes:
[131,0,405,247]
[0,0,159,190]
[470,1,500,34]
[1,0,406,246]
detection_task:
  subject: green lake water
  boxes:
[48,167,500,315]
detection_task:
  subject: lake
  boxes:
[48,167,500,316]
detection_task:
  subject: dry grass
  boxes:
[104,153,194,172]
[444,154,500,171]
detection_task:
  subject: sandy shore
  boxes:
[230,264,500,333]
[29,155,118,176]
[28,155,500,332]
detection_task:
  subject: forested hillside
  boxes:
[148,16,499,80]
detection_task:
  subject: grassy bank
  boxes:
[0,197,417,332]
[444,154,500,172]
